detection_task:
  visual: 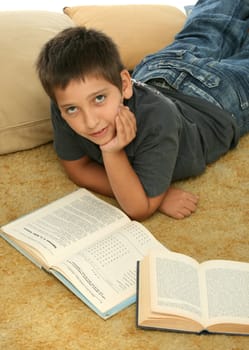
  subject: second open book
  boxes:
[137,249,249,335]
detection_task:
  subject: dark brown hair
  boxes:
[36,26,125,100]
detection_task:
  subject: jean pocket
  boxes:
[146,50,220,89]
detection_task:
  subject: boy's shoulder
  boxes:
[130,79,169,107]
[131,79,178,105]
[126,80,182,131]
[129,79,179,113]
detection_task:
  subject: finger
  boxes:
[115,115,135,146]
[174,212,185,220]
[119,106,136,129]
[183,200,198,212]
[176,208,193,219]
[116,110,136,140]
[174,210,192,219]
[182,191,199,204]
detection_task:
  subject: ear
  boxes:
[120,69,133,99]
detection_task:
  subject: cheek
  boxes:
[104,103,120,124]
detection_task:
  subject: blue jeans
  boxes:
[132,0,249,137]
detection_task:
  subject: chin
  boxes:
[99,139,112,147]
[101,133,116,146]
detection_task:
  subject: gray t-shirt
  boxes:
[51,81,239,197]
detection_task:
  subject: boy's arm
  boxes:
[99,105,164,220]
[102,149,165,220]
[100,106,198,220]
[60,153,164,220]
[60,156,113,196]
[60,155,198,220]
[60,105,198,220]
[102,150,198,220]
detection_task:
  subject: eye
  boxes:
[66,106,78,115]
[95,94,105,104]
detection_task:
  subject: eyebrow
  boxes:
[59,88,108,108]
[59,103,76,109]
[88,87,108,99]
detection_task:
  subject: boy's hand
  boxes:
[159,187,199,219]
[100,105,136,153]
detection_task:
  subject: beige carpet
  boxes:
[1,134,249,350]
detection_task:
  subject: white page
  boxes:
[53,221,165,313]
[200,260,249,327]
[150,251,203,324]
[1,189,129,264]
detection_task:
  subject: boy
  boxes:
[36,0,249,221]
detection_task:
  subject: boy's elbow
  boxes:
[123,195,164,221]
[67,173,82,187]
[124,206,156,221]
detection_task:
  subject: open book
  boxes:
[1,188,164,319]
[137,249,249,335]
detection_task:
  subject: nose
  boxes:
[83,109,99,130]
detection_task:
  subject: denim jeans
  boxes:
[132,0,249,137]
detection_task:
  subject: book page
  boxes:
[1,189,129,265]
[53,221,165,314]
[150,251,203,323]
[200,260,249,327]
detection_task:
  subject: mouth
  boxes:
[89,126,108,138]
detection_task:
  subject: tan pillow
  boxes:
[0,11,74,155]
[63,5,186,71]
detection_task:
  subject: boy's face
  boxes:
[54,70,133,147]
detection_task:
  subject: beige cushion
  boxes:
[63,5,186,71]
[0,11,74,155]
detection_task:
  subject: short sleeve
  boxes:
[126,89,182,197]
[51,102,85,160]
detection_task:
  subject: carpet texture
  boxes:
[1,134,249,350]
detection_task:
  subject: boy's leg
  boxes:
[133,0,249,82]
[132,0,249,136]
[207,42,249,136]
[174,0,249,59]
